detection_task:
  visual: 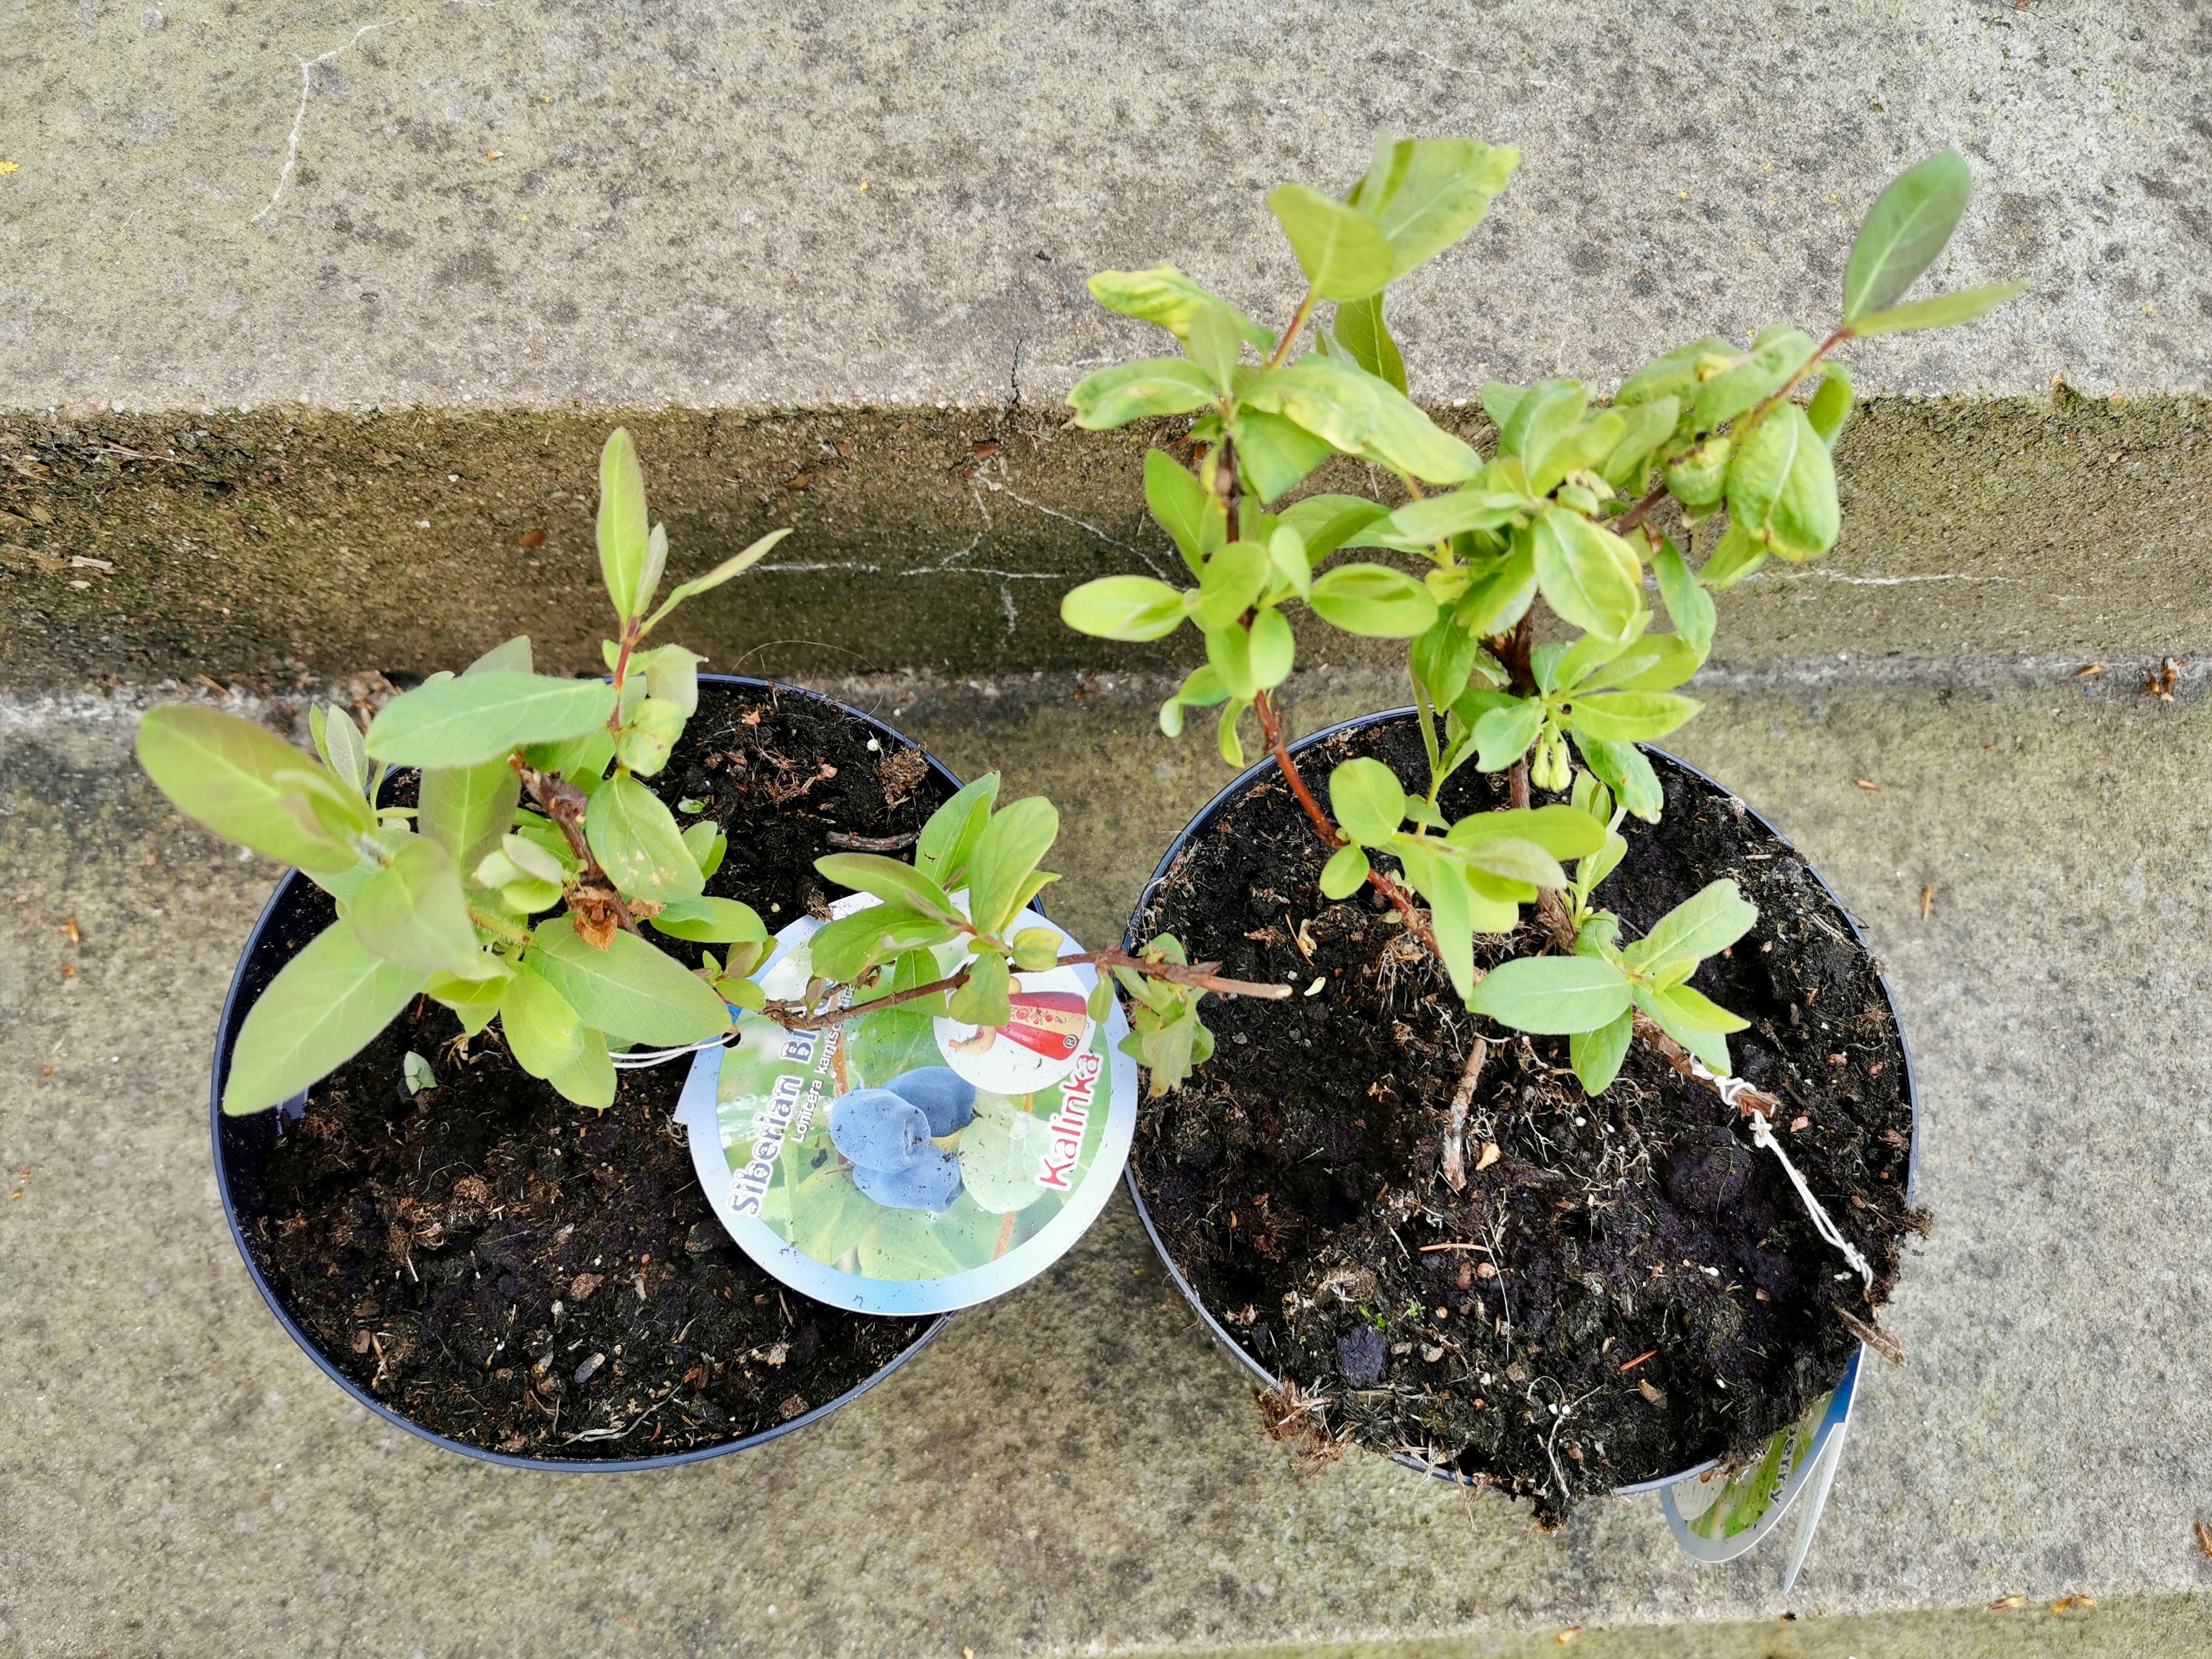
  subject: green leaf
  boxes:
[948,950,1013,1028]
[311,703,368,796]
[1452,548,1540,638]
[1215,697,1250,765]
[1652,540,1715,655]
[1447,804,1607,862]
[1144,449,1220,574]
[809,908,960,983]
[1496,378,1587,480]
[1319,842,1371,900]
[1274,494,1391,561]
[642,529,793,632]
[1850,281,2025,337]
[814,852,956,920]
[1267,183,1396,300]
[1346,138,1519,277]
[914,774,1000,890]
[1228,408,1336,503]
[1238,357,1483,483]
[138,706,358,873]
[1334,293,1406,393]
[1248,606,1295,689]
[1205,622,1257,700]
[365,673,617,769]
[1472,698,1544,772]
[1617,338,1731,407]
[1528,411,1623,497]
[1568,690,1701,744]
[1085,266,1274,351]
[428,960,510,1036]
[1728,403,1838,560]
[500,961,585,1078]
[1329,757,1406,846]
[465,635,534,675]
[632,521,669,620]
[1600,397,1681,491]
[1601,633,1704,694]
[221,918,426,1113]
[1182,301,1245,389]
[418,758,521,877]
[1626,879,1758,971]
[597,427,650,623]
[1196,538,1270,631]
[1577,828,1627,893]
[1068,359,1219,429]
[1011,927,1062,974]
[1366,489,1529,547]
[1528,509,1643,642]
[1650,982,1751,1034]
[1449,834,1567,892]
[545,1026,617,1110]
[350,836,487,975]
[1266,526,1312,599]
[679,819,722,878]
[1467,955,1632,1034]
[1574,736,1664,822]
[1805,364,1854,451]
[528,924,732,1045]
[1397,840,1482,1000]
[650,896,769,944]
[585,772,705,903]
[1691,328,1815,432]
[1569,1010,1634,1096]
[1309,562,1439,637]
[1410,611,1488,710]
[1059,574,1188,642]
[967,797,1059,937]
[1632,982,1732,1075]
[1844,150,1972,322]
[1664,433,1732,510]
[1699,520,1768,590]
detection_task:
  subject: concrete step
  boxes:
[4,664,2210,1655]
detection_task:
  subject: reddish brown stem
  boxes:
[760,949,1290,1034]
[1252,688,1440,956]
[510,757,641,935]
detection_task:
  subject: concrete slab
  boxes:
[3,392,2208,688]
[4,663,2212,1655]
[1,0,2205,414]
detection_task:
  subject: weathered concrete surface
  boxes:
[4,391,2208,686]
[5,663,2212,1656]
[2,0,2206,411]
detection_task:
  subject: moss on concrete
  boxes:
[2,392,2205,689]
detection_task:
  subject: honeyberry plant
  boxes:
[1061,141,2018,1103]
[142,431,1285,1121]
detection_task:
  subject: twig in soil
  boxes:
[1835,1308,1905,1366]
[563,1388,678,1444]
[1439,1036,1490,1192]
[1616,1348,1658,1373]
[823,829,920,851]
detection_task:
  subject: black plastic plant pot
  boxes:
[209,676,954,1471]
[1121,708,1921,1496]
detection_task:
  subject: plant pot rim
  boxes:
[208,673,955,1472]
[1118,704,1922,1496]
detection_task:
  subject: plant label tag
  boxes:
[679,893,1138,1315]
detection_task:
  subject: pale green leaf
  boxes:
[138,706,357,873]
[597,427,650,622]
[364,673,617,768]
[1309,562,1439,636]
[222,919,426,1113]
[1084,266,1274,351]
[1849,281,2025,337]
[585,771,705,903]
[1068,360,1219,429]
[967,797,1059,937]
[1330,756,1407,846]
[642,529,794,632]
[1569,1010,1634,1095]
[528,924,732,1045]
[351,836,488,976]
[500,960,585,1078]
[1528,509,1643,642]
[418,758,521,876]
[1060,574,1188,642]
[1467,954,1632,1034]
[1267,183,1396,300]
[1844,150,1972,321]
[1237,356,1483,483]
[1626,878,1758,970]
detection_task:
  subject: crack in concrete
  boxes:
[1763,569,2016,586]
[252,21,395,225]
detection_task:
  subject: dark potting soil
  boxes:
[1130,716,1922,1521]
[243,681,954,1459]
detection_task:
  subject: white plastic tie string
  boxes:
[1692,1061,1874,1292]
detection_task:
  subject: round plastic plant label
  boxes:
[677,894,1136,1315]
